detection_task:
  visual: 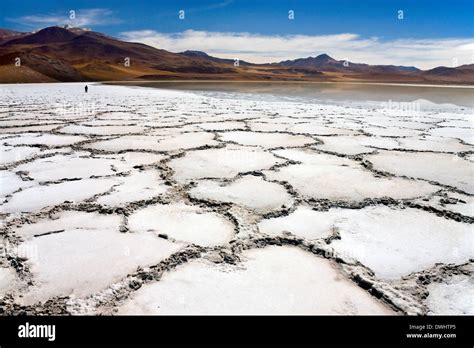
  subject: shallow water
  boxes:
[117,81,474,108]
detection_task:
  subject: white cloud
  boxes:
[7,8,120,28]
[120,30,474,69]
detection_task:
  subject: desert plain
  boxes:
[0,82,472,315]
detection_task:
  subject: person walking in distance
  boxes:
[85,85,88,93]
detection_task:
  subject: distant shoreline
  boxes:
[2,80,473,89]
[103,80,474,89]
[101,79,474,108]
[2,80,472,107]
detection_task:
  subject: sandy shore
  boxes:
[0,83,472,315]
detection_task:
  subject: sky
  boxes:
[1,0,473,69]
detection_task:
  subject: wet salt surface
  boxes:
[0,82,472,315]
[125,81,474,108]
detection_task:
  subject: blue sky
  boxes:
[1,0,473,68]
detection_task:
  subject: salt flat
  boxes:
[426,274,474,315]
[128,202,235,246]
[0,83,472,315]
[14,211,182,304]
[189,175,293,213]
[117,246,394,315]
[266,149,438,201]
[94,169,169,206]
[0,145,41,165]
[367,151,473,194]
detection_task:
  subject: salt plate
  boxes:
[85,135,163,152]
[219,131,314,148]
[258,205,334,239]
[266,149,438,201]
[0,171,33,200]
[287,123,359,136]
[117,246,394,314]
[1,178,119,213]
[329,206,473,279]
[260,205,473,279]
[15,154,118,181]
[128,202,235,246]
[59,124,147,135]
[0,266,16,296]
[430,127,473,145]
[198,121,246,131]
[367,151,474,194]
[0,145,41,165]
[15,211,182,303]
[426,275,474,315]
[189,175,292,213]
[314,135,398,155]
[95,152,165,171]
[170,145,283,183]
[3,133,87,146]
[95,170,168,206]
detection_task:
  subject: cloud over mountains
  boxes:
[121,29,474,70]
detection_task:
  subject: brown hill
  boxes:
[0,26,472,84]
[278,53,420,74]
[5,26,77,45]
[278,54,474,84]
[0,26,242,82]
[420,64,474,83]
[0,29,29,44]
[178,50,254,67]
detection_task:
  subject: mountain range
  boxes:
[0,26,473,84]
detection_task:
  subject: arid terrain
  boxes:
[1,26,474,84]
[0,83,472,315]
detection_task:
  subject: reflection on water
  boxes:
[119,81,474,108]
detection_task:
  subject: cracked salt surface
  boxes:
[266,149,438,201]
[128,203,235,247]
[0,267,16,296]
[258,205,335,240]
[426,275,474,315]
[367,151,474,194]
[117,246,394,315]
[288,123,359,136]
[0,171,33,199]
[3,133,87,146]
[328,206,473,279]
[87,132,218,153]
[198,121,246,131]
[1,178,119,213]
[14,211,182,304]
[314,135,399,155]
[96,152,164,171]
[1,124,61,134]
[15,154,118,181]
[171,145,284,182]
[95,169,168,206]
[430,127,474,145]
[0,83,472,315]
[259,205,473,279]
[0,145,41,165]
[189,175,293,213]
[59,124,148,135]
[219,131,314,148]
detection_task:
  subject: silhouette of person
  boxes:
[85,85,88,93]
